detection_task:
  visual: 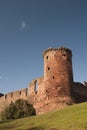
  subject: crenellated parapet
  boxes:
[43,46,72,57]
[0,88,28,104]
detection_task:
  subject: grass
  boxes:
[0,102,87,130]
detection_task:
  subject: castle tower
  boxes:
[43,47,73,99]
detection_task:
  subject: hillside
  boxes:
[0,102,87,130]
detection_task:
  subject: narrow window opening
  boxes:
[35,80,38,93]
[20,91,21,95]
[52,76,54,79]
[48,67,50,70]
[5,95,7,99]
[26,88,28,96]
[46,56,48,59]
[63,54,66,57]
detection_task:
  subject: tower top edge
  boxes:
[43,46,72,57]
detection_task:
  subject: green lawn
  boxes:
[0,102,87,130]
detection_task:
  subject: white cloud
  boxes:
[19,19,31,31]
[20,20,27,30]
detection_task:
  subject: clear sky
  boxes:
[0,0,87,94]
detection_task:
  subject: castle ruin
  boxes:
[0,46,87,114]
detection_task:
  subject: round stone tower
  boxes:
[43,46,73,100]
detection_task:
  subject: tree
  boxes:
[1,99,36,120]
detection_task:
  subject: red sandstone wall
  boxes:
[0,47,87,115]
[27,76,46,113]
[43,47,73,99]
[28,76,44,96]
[0,88,28,113]
[0,76,45,114]
[0,47,75,115]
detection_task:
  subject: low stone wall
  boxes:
[0,76,45,114]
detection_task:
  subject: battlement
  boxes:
[43,46,72,58]
[0,88,28,104]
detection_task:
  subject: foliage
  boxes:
[1,99,36,120]
[0,102,87,130]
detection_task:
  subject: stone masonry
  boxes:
[0,46,87,114]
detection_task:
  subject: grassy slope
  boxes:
[0,102,87,130]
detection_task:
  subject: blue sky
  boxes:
[0,0,87,94]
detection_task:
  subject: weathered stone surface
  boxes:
[0,46,87,115]
[43,47,73,101]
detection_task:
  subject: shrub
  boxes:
[1,99,36,120]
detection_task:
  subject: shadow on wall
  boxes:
[73,82,87,103]
[0,93,4,97]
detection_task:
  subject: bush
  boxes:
[1,99,36,120]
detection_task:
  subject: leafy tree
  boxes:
[1,99,36,120]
